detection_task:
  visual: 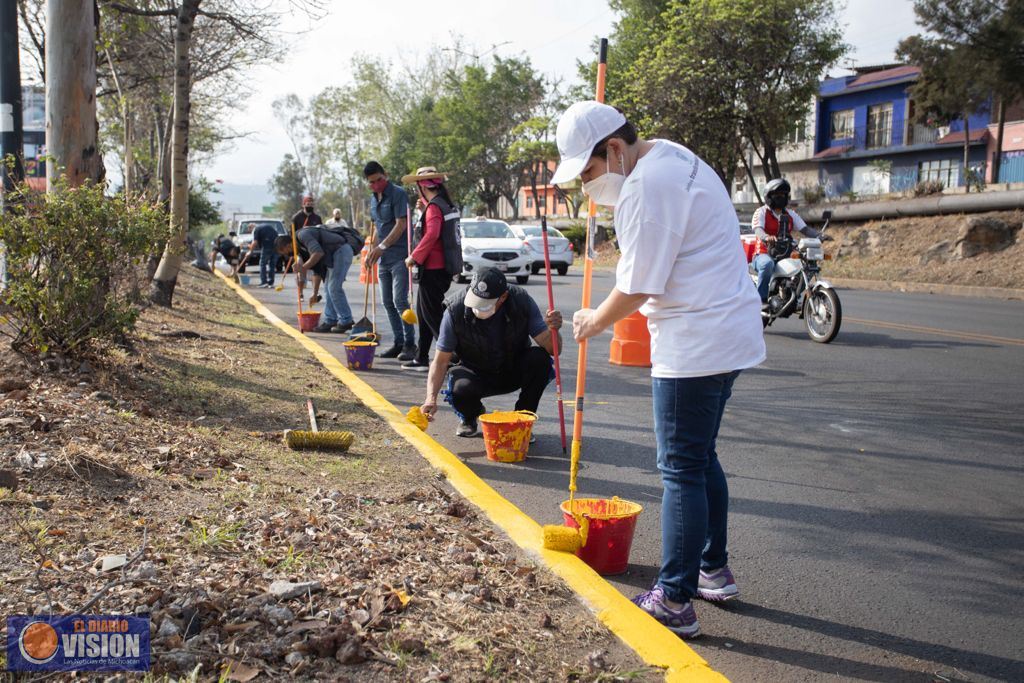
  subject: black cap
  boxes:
[464,267,508,310]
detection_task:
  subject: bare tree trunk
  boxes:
[45,0,101,188]
[530,162,540,220]
[992,97,1005,184]
[963,114,971,193]
[150,0,200,307]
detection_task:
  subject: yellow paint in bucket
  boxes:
[479,410,537,463]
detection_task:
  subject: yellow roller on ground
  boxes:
[284,399,354,452]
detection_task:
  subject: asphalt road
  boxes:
[242,265,1024,682]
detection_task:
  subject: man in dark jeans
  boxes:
[418,268,563,437]
[274,227,355,333]
[239,222,281,287]
[363,161,415,361]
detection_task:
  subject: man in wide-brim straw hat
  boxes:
[399,166,464,372]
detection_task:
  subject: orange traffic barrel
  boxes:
[358,237,378,284]
[609,311,651,367]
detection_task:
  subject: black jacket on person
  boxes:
[443,285,534,375]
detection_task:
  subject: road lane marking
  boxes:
[845,317,1024,347]
[216,272,727,683]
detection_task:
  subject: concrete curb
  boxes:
[830,278,1024,300]
[214,271,728,683]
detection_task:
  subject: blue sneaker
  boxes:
[631,585,700,638]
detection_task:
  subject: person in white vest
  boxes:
[553,101,765,639]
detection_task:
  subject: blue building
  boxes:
[813,64,993,197]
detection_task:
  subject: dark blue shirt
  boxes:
[436,299,548,354]
[370,181,410,255]
[253,223,279,252]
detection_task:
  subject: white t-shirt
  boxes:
[614,140,766,378]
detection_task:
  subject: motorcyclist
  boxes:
[751,179,822,304]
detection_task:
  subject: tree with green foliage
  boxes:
[902,0,1024,182]
[508,117,558,219]
[268,154,306,220]
[897,35,991,191]
[618,0,846,185]
[188,178,221,228]
[432,57,545,218]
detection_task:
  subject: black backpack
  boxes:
[324,224,363,255]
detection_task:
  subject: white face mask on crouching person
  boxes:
[472,305,497,320]
[582,151,627,207]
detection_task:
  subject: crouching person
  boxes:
[419,268,563,437]
[274,226,357,333]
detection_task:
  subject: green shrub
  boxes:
[0,179,164,356]
[560,220,587,253]
[800,184,826,205]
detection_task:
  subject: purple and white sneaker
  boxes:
[631,585,700,638]
[697,566,739,602]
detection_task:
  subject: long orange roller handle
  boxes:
[568,38,608,510]
[291,212,311,315]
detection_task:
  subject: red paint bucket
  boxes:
[297,311,321,333]
[342,341,377,370]
[479,411,537,463]
[560,497,642,575]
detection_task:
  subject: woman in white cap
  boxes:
[553,101,765,639]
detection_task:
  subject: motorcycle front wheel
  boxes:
[803,288,842,343]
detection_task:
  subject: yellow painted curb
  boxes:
[215,271,728,682]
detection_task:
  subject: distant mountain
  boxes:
[213,182,276,220]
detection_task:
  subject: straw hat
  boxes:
[401,166,449,184]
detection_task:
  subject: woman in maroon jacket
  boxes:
[401,166,461,371]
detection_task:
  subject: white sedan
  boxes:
[459,217,532,284]
[510,224,574,275]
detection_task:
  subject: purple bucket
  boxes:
[343,341,377,370]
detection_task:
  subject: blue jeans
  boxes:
[378,250,415,347]
[753,254,775,302]
[259,250,279,285]
[322,248,354,327]
[652,370,740,604]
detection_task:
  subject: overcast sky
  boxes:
[130,0,921,188]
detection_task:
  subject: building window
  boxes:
[867,103,894,149]
[919,159,959,188]
[831,109,854,141]
[525,196,533,209]
[789,120,807,145]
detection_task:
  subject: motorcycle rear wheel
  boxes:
[804,288,841,343]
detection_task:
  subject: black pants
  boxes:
[449,346,552,422]
[416,269,451,362]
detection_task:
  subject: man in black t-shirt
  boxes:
[291,195,322,235]
[275,226,356,333]
[210,235,241,277]
[239,222,282,287]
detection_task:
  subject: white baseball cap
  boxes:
[550,101,627,185]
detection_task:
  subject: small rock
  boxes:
[0,469,18,491]
[953,216,1019,259]
[334,638,366,664]
[919,240,951,265]
[13,453,33,470]
[262,604,294,625]
[396,638,425,655]
[285,651,307,666]
[89,390,116,403]
[157,617,182,638]
[0,378,29,393]
[350,609,370,626]
[4,389,29,402]
[537,613,552,628]
[77,548,97,563]
[159,651,198,672]
[77,361,93,375]
[269,580,322,601]
[132,561,158,580]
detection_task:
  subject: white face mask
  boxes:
[472,306,496,320]
[582,153,627,207]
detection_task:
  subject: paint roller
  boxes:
[542,37,608,554]
[401,205,418,325]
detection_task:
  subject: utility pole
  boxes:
[0,0,25,194]
[46,0,102,189]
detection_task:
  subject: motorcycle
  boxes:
[753,209,842,343]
